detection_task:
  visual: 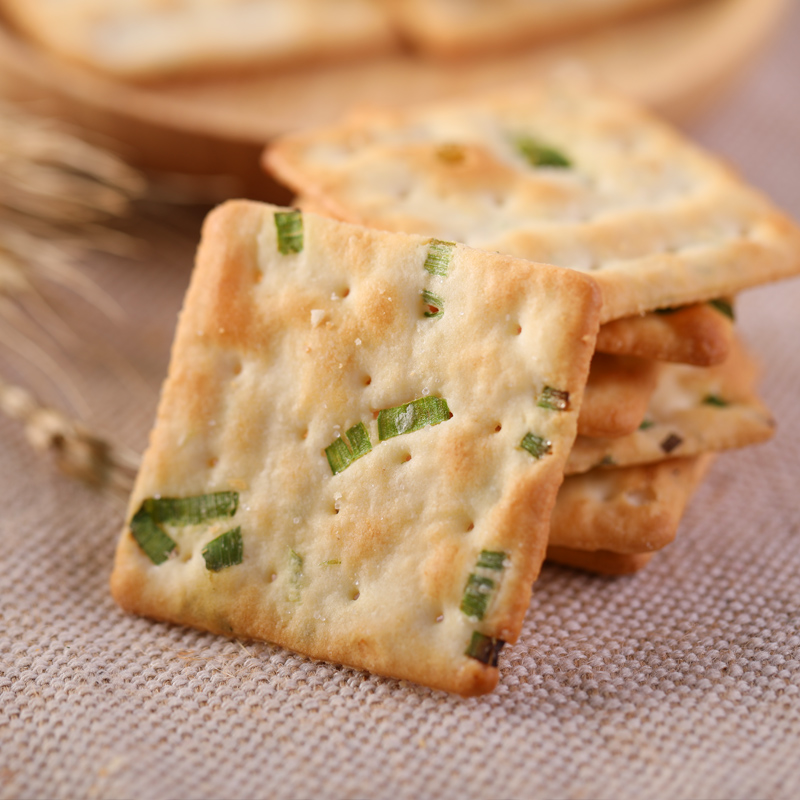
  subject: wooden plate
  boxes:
[0,0,788,199]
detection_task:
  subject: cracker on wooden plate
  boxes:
[110,200,601,695]
[297,193,736,366]
[551,455,714,554]
[578,353,660,438]
[566,332,774,475]
[266,82,800,323]
[384,0,700,59]
[0,0,396,81]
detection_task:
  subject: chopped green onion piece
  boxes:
[660,433,683,454]
[460,574,495,620]
[465,632,505,666]
[520,432,552,460]
[515,136,571,168]
[325,437,353,475]
[130,506,176,565]
[476,550,507,570]
[320,559,341,566]
[639,419,656,430]
[538,386,570,411]
[421,288,444,318]
[703,394,728,407]
[377,396,451,441]
[143,491,238,526]
[202,527,243,572]
[709,298,735,320]
[346,422,372,459]
[275,210,303,255]
[325,423,372,475]
[424,240,455,277]
[288,548,304,602]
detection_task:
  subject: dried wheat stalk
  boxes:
[0,100,148,491]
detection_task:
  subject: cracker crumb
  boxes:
[310,309,326,327]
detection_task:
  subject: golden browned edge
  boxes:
[386,0,700,59]
[546,547,654,575]
[111,200,602,697]
[596,302,734,366]
[551,454,715,554]
[579,353,660,438]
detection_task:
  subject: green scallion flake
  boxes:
[325,437,353,475]
[660,432,683,454]
[424,240,455,277]
[377,396,451,441]
[639,419,656,430]
[143,491,238,526]
[709,298,735,320]
[465,632,506,667]
[288,548,304,602]
[703,394,728,407]
[515,136,571,168]
[275,210,303,255]
[421,288,445,318]
[325,423,372,475]
[460,574,495,620]
[476,550,507,570]
[346,422,372,459]
[202,527,243,572]
[538,386,570,411]
[520,432,552,460]
[130,506,176,565]
[321,559,341,566]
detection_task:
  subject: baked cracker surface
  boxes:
[267,82,800,323]
[110,200,601,695]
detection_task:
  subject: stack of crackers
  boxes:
[110,82,800,695]
[0,0,703,81]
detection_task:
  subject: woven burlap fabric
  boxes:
[3,8,800,799]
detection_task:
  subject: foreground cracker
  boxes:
[111,201,600,695]
[267,83,800,323]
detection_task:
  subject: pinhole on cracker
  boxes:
[110,200,601,695]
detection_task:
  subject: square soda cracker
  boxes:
[384,0,699,59]
[566,332,774,475]
[296,194,735,367]
[0,0,396,81]
[550,455,714,554]
[265,82,800,323]
[110,200,601,696]
[578,353,660,439]
[594,300,735,366]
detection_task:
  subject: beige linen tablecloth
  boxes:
[2,6,800,798]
